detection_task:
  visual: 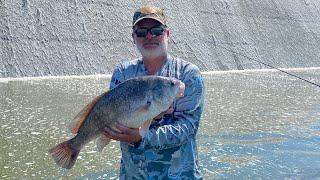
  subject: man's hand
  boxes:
[102,122,142,144]
[102,105,174,144]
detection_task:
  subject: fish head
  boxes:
[118,76,185,128]
[151,76,185,104]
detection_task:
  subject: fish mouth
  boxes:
[177,81,185,97]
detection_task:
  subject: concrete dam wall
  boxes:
[1,0,320,78]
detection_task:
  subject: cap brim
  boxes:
[133,16,165,26]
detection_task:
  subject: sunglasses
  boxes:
[134,26,166,38]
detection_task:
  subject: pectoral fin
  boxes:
[139,119,153,138]
[96,134,111,152]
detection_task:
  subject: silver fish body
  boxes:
[49,76,185,169]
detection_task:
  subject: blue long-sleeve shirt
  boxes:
[109,56,204,179]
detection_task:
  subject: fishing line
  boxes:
[216,44,320,88]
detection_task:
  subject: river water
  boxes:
[1,68,320,179]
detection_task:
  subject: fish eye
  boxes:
[170,81,175,86]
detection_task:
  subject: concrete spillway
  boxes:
[1,0,320,78]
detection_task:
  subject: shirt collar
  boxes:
[139,55,173,76]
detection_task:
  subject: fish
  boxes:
[49,76,185,169]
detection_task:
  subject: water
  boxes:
[1,69,320,179]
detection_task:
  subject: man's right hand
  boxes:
[101,122,142,144]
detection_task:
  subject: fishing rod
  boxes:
[216,44,320,88]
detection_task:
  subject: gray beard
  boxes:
[136,41,168,59]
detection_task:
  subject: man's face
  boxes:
[133,19,170,59]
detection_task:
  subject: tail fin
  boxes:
[49,140,80,169]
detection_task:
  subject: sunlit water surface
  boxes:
[1,69,320,179]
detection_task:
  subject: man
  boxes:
[102,5,204,179]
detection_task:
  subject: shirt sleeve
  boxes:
[136,65,205,150]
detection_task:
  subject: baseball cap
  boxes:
[132,5,166,27]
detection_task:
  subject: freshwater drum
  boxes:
[49,76,185,169]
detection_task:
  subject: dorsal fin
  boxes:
[69,92,108,134]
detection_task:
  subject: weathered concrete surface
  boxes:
[1,0,320,77]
